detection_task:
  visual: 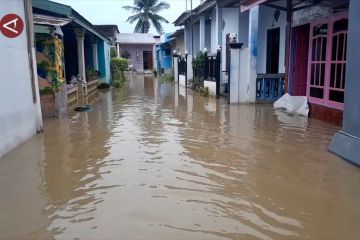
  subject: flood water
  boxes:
[1,75,360,240]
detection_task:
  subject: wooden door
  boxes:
[266,28,280,74]
[293,24,310,96]
[143,51,153,70]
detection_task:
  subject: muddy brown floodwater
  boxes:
[1,75,360,240]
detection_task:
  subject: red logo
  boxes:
[0,14,24,38]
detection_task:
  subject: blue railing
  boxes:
[256,74,285,102]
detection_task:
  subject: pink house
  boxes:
[115,33,160,72]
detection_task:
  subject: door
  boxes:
[293,24,310,96]
[266,28,280,74]
[143,51,153,70]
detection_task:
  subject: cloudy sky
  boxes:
[52,0,201,34]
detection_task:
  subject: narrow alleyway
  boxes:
[1,75,360,240]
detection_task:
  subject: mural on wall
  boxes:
[36,36,65,93]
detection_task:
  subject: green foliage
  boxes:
[161,74,174,82]
[111,48,118,58]
[199,87,209,97]
[111,57,128,88]
[123,0,170,34]
[112,73,126,88]
[39,87,53,95]
[86,67,99,81]
[192,52,205,78]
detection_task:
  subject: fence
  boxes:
[256,74,285,102]
[204,50,221,98]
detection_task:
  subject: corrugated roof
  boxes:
[32,0,110,43]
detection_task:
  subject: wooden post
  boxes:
[284,0,293,93]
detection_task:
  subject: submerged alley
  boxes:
[1,0,360,239]
[1,76,360,239]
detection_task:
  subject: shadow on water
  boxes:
[0,74,360,240]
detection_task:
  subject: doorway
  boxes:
[143,51,153,70]
[292,24,310,96]
[266,28,280,74]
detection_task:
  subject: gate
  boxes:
[178,55,187,86]
[204,50,221,98]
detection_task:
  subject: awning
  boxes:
[33,14,71,26]
[240,0,269,12]
[156,37,175,47]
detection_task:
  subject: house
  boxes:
[239,0,357,165]
[174,0,359,166]
[116,33,158,72]
[155,33,175,73]
[32,0,112,116]
[96,24,120,56]
[0,0,43,158]
[174,0,287,98]
[170,29,185,53]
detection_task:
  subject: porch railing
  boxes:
[178,56,187,84]
[204,51,221,98]
[256,74,285,102]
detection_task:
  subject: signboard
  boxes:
[0,14,24,38]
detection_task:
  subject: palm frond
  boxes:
[122,5,141,13]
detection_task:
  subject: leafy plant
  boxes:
[39,87,53,95]
[161,74,174,82]
[123,0,170,34]
[111,48,118,58]
[192,52,205,79]
[86,67,99,81]
[111,57,128,88]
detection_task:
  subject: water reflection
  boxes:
[0,75,359,240]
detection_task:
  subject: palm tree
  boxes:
[123,0,170,34]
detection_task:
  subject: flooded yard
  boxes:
[1,75,360,240]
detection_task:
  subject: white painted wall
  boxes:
[179,75,186,87]
[193,22,200,56]
[239,10,250,47]
[221,8,240,83]
[211,8,217,52]
[257,6,287,74]
[0,0,42,158]
[204,81,217,96]
[184,24,192,53]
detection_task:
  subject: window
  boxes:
[136,51,142,63]
[307,13,348,109]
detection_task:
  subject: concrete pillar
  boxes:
[229,46,240,104]
[248,6,259,103]
[199,16,206,50]
[186,54,193,82]
[329,0,360,166]
[74,29,86,81]
[91,38,99,71]
[173,54,179,83]
[116,43,120,57]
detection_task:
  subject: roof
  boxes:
[116,33,157,44]
[95,25,120,38]
[173,0,217,26]
[170,28,184,38]
[32,0,110,43]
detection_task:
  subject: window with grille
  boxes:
[307,13,348,110]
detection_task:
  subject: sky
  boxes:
[51,0,201,35]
